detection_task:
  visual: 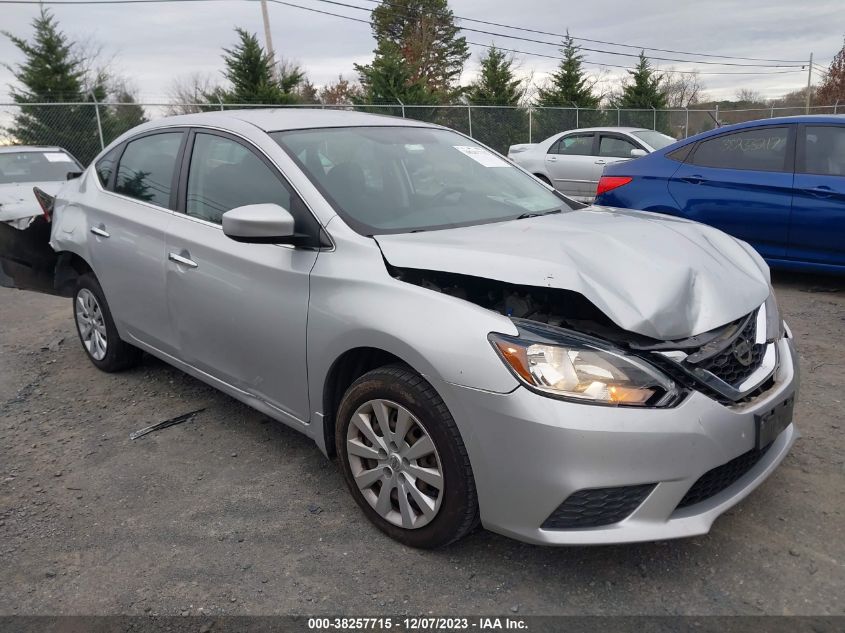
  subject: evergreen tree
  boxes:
[208,28,303,105]
[467,46,523,106]
[612,52,669,131]
[355,41,438,111]
[466,46,527,153]
[533,34,601,138]
[356,0,468,106]
[4,9,109,164]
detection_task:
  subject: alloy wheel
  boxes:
[75,288,108,361]
[346,399,444,529]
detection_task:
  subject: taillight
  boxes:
[596,176,633,197]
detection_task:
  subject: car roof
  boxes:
[145,108,438,133]
[554,127,651,134]
[0,145,69,154]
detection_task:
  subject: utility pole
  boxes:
[260,0,278,80]
[805,52,813,114]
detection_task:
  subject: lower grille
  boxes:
[542,484,655,529]
[677,446,771,509]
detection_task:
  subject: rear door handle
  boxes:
[169,252,198,268]
[594,159,607,165]
[547,156,558,162]
[90,226,110,238]
[681,175,705,184]
[804,185,834,197]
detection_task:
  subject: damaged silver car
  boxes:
[3,110,799,548]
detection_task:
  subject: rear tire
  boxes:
[336,364,478,548]
[73,273,142,372]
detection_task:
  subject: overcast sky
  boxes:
[0,0,842,106]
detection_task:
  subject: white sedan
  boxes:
[508,127,676,202]
[0,146,82,229]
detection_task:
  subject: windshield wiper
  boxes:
[515,209,562,220]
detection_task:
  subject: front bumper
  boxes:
[440,336,799,545]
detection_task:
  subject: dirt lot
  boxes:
[1,272,843,616]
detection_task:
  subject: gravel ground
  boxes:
[0,271,843,616]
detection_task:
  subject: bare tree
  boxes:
[318,74,363,105]
[165,72,216,114]
[661,69,705,108]
[734,88,766,105]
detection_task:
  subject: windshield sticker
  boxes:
[453,145,509,168]
[43,153,73,163]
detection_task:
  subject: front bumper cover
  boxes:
[439,336,799,545]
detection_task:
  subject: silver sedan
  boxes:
[508,127,676,202]
[4,110,797,548]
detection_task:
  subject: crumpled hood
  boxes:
[0,181,63,223]
[375,206,771,341]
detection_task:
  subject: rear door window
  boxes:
[801,126,845,176]
[690,127,790,172]
[115,132,183,208]
[550,134,594,156]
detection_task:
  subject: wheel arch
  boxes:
[319,346,409,458]
[54,250,94,296]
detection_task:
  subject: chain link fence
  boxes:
[1,101,842,165]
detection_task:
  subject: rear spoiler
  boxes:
[33,187,55,222]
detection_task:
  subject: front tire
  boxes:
[73,273,142,372]
[336,365,478,548]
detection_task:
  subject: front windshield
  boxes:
[631,130,677,150]
[0,151,80,185]
[272,126,571,235]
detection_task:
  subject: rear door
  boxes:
[165,129,321,423]
[544,132,597,200]
[667,125,794,260]
[789,124,845,267]
[85,130,185,354]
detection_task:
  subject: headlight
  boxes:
[490,324,679,407]
[764,287,786,342]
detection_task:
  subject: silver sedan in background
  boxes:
[508,127,676,202]
[3,110,797,548]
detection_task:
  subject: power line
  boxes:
[304,0,803,67]
[352,0,809,65]
[2,0,809,76]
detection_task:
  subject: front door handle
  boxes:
[595,159,607,165]
[169,252,198,268]
[681,175,705,184]
[90,226,110,238]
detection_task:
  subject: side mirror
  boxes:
[222,204,296,244]
[630,148,648,158]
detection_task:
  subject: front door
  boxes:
[789,124,845,267]
[165,130,320,423]
[667,125,794,260]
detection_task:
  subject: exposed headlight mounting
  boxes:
[490,321,680,407]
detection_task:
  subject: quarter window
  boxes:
[802,126,845,176]
[599,135,640,158]
[95,146,121,188]
[115,133,183,208]
[690,127,789,172]
[186,133,301,227]
[550,134,594,156]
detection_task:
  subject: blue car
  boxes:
[595,115,845,274]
